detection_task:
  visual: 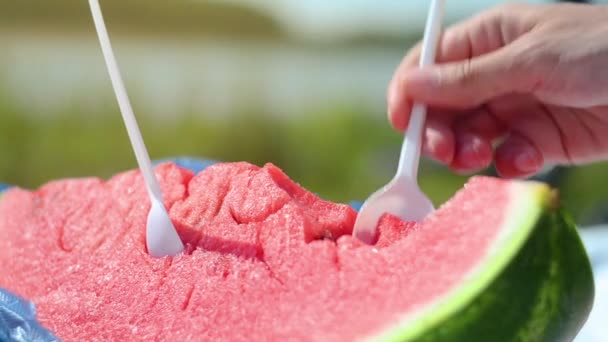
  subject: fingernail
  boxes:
[460,143,484,168]
[514,149,542,173]
[424,128,453,164]
[456,135,491,170]
[434,147,453,165]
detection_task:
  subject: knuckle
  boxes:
[451,60,476,87]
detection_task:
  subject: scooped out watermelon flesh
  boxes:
[0,162,594,341]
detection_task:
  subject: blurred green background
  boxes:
[1,0,607,226]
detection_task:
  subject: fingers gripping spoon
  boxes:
[89,0,184,257]
[353,0,445,245]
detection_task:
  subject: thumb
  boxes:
[403,47,532,109]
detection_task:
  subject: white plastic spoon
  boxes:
[88,0,184,257]
[352,0,446,244]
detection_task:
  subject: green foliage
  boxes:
[0,91,453,200]
[1,90,607,225]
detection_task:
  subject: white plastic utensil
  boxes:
[352,0,445,245]
[89,0,184,257]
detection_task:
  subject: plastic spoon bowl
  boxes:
[88,0,184,257]
[352,0,446,244]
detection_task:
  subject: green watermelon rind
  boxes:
[373,182,594,342]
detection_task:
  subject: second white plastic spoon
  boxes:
[352,0,446,244]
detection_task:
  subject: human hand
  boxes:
[388,3,608,178]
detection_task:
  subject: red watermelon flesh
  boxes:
[0,162,510,341]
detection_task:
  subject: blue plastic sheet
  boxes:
[0,290,59,342]
[155,156,217,174]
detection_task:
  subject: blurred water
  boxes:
[0,33,407,120]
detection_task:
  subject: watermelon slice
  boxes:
[0,162,594,341]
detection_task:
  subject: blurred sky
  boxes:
[210,0,553,41]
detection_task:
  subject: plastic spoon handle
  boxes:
[89,0,184,257]
[88,0,161,200]
[397,0,445,181]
